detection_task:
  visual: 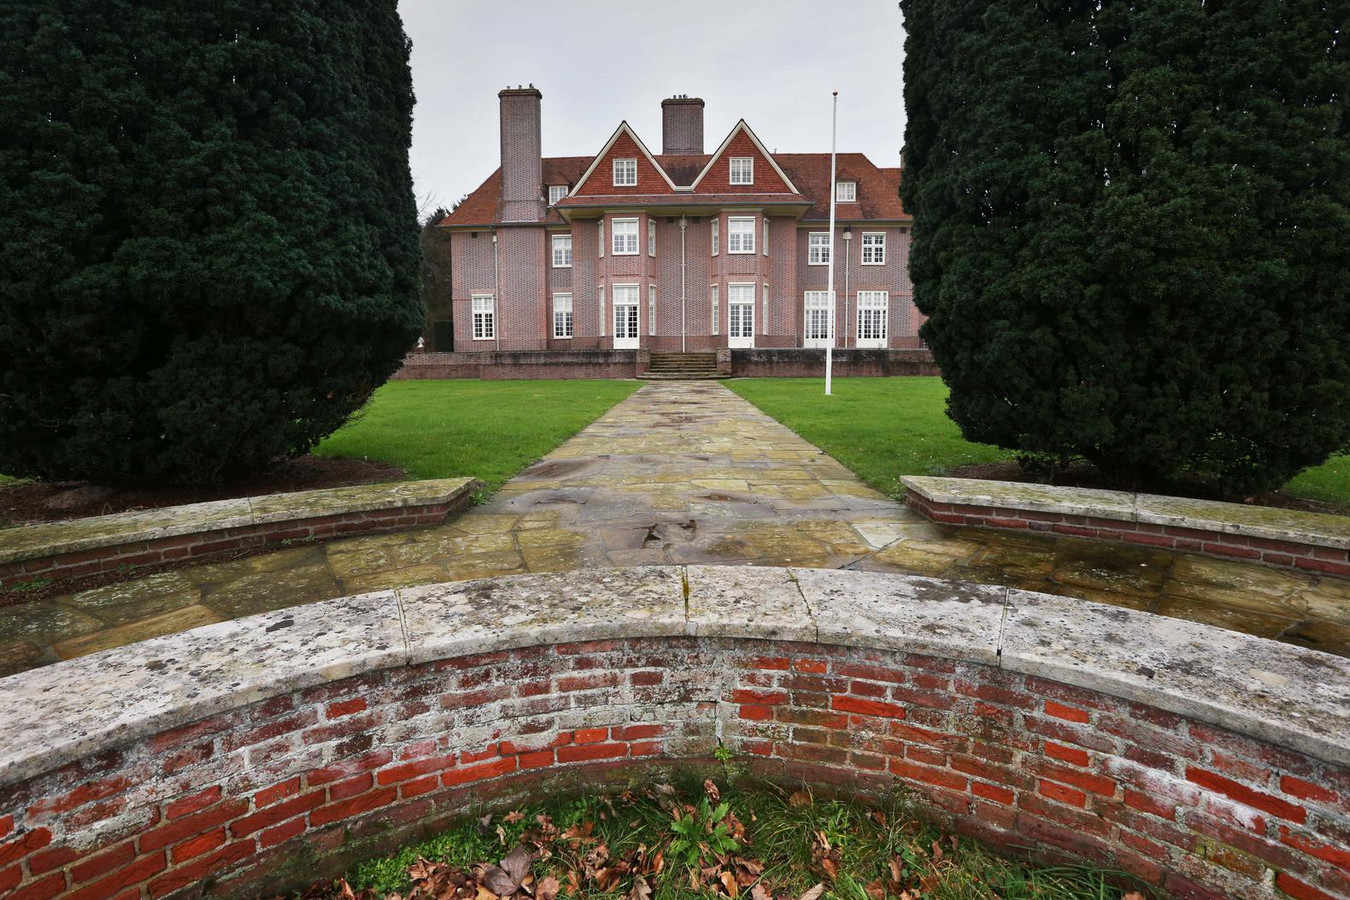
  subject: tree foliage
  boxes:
[900,0,1350,496]
[0,0,423,484]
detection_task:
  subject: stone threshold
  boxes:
[1,565,1346,789]
[903,476,1350,578]
[0,477,481,591]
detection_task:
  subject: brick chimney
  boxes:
[499,85,543,222]
[661,95,704,155]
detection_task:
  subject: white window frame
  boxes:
[808,232,831,266]
[613,158,637,187]
[612,217,639,255]
[552,293,573,339]
[836,181,857,202]
[861,232,886,266]
[648,284,657,336]
[471,294,495,341]
[598,220,604,258]
[711,219,719,256]
[729,157,754,185]
[648,220,657,257]
[548,184,569,206]
[612,283,640,348]
[857,290,889,348]
[763,219,769,256]
[551,234,572,268]
[804,291,834,347]
[711,284,720,335]
[727,216,756,254]
[598,285,606,336]
[762,284,769,334]
[728,282,755,348]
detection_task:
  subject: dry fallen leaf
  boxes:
[799,883,826,900]
[534,877,560,900]
[750,884,772,900]
[704,779,721,803]
[504,811,526,824]
[863,878,885,900]
[789,791,811,808]
[719,871,740,898]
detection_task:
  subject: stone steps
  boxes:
[644,353,721,380]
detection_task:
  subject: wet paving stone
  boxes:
[4,380,1350,675]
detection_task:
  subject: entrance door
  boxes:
[613,284,640,349]
[804,291,833,348]
[728,283,755,349]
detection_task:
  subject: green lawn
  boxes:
[726,376,1350,508]
[314,379,641,491]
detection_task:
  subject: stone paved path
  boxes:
[3,381,1349,675]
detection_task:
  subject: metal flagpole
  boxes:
[825,91,838,396]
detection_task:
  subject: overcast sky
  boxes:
[397,0,908,215]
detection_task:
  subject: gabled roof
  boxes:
[773,154,910,222]
[570,122,678,196]
[690,120,800,194]
[437,156,590,227]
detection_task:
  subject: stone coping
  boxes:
[902,475,1350,550]
[2,564,1347,788]
[0,478,480,567]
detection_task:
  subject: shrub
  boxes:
[899,1,1350,496]
[0,1,423,484]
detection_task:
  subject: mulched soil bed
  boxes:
[0,456,407,527]
[948,461,1350,518]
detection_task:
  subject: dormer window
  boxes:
[729,157,754,185]
[836,181,857,202]
[613,159,637,187]
[548,184,569,205]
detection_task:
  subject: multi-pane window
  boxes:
[553,293,573,339]
[729,157,754,185]
[857,291,889,345]
[612,218,639,255]
[711,284,720,335]
[649,221,657,257]
[648,285,657,335]
[861,232,886,265]
[552,234,572,268]
[804,291,833,343]
[598,220,605,257]
[613,158,637,187]
[728,283,755,342]
[728,217,755,254]
[762,284,770,333]
[598,286,606,336]
[809,232,831,265]
[548,184,569,205]
[472,295,495,340]
[836,181,857,202]
[711,219,719,256]
[613,284,639,342]
[763,219,769,256]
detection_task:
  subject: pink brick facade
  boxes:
[439,89,923,355]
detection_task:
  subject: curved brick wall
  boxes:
[1,567,1348,900]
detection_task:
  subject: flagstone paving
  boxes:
[3,380,1349,675]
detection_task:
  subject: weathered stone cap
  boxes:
[0,477,480,566]
[0,565,1347,787]
[903,476,1350,550]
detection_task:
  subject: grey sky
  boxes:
[398,0,908,214]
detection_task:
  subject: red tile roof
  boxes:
[437,151,907,227]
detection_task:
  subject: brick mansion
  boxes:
[436,87,922,355]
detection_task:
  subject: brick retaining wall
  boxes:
[392,351,646,380]
[730,347,939,378]
[1,567,1347,900]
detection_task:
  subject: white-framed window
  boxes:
[551,234,572,268]
[861,232,886,265]
[598,285,606,336]
[728,283,755,345]
[598,220,604,258]
[808,232,831,265]
[728,216,755,254]
[836,181,857,202]
[762,284,769,333]
[648,221,657,257]
[613,283,640,344]
[711,284,720,335]
[648,284,657,335]
[612,218,639,255]
[804,291,833,345]
[613,158,637,187]
[548,184,569,205]
[763,219,769,256]
[472,294,495,340]
[857,291,889,346]
[553,293,573,339]
[711,219,719,256]
[729,157,754,185]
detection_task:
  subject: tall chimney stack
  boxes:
[499,86,543,222]
[661,95,704,155]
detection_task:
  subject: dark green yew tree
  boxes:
[0,1,423,484]
[900,0,1350,496]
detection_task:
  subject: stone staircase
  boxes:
[641,352,725,380]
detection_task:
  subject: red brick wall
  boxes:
[573,132,672,197]
[695,130,791,194]
[905,493,1350,579]
[392,351,643,381]
[4,639,1347,900]
[730,349,938,378]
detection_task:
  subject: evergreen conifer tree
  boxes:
[900,0,1350,496]
[0,1,423,484]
